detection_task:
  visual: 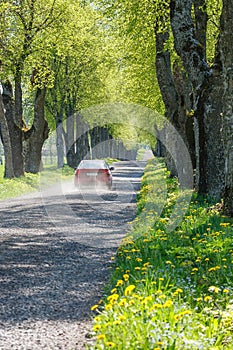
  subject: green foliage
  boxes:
[93,0,165,113]
[89,158,233,349]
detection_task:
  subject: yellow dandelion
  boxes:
[119,315,127,321]
[105,304,112,311]
[142,296,153,304]
[143,262,151,267]
[118,298,127,307]
[181,310,192,316]
[150,303,163,311]
[113,320,121,325]
[97,334,106,340]
[116,280,124,287]
[164,299,173,308]
[94,316,101,322]
[159,294,166,299]
[124,284,136,296]
[91,304,99,311]
[208,286,221,293]
[107,293,119,304]
[208,267,215,272]
[204,296,212,302]
[220,222,230,227]
[123,274,129,281]
[208,266,221,272]
[174,314,181,321]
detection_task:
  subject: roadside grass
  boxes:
[89,158,233,350]
[0,164,74,200]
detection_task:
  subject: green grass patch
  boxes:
[89,158,233,350]
[0,164,74,200]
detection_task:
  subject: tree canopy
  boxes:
[0,0,232,215]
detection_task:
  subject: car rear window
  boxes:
[78,160,107,169]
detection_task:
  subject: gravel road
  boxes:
[0,161,145,350]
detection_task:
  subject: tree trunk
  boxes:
[66,112,76,168]
[2,81,24,177]
[155,27,179,176]
[74,112,90,166]
[219,0,233,215]
[170,0,226,198]
[12,67,25,177]
[0,91,14,178]
[155,17,196,178]
[24,87,49,173]
[56,113,64,168]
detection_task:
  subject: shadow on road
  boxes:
[0,161,145,327]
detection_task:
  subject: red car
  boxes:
[74,159,114,189]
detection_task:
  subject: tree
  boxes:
[167,0,232,215]
[0,86,14,178]
[24,69,50,173]
[0,0,65,176]
[95,0,232,216]
[218,0,233,215]
[45,0,120,168]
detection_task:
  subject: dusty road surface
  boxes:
[0,161,145,350]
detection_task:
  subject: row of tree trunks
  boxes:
[155,0,232,215]
[63,114,138,169]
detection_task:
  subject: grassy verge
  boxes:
[0,164,74,200]
[89,158,233,350]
